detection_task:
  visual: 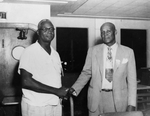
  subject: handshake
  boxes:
[63,88,77,100]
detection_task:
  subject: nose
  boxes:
[102,32,108,37]
[47,30,54,34]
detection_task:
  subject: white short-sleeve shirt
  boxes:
[18,41,62,106]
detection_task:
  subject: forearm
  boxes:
[22,76,58,95]
[72,70,91,95]
[72,47,92,95]
[20,69,68,97]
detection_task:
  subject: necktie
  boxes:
[105,47,113,82]
[107,47,112,61]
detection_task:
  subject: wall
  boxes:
[0,3,150,66]
[51,17,150,67]
[0,3,51,97]
[51,17,96,49]
[0,3,50,26]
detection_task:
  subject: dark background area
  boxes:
[56,27,88,73]
[121,29,146,71]
[121,29,147,85]
[56,27,89,116]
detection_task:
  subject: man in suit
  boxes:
[68,22,137,116]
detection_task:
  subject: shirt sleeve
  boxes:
[18,49,33,75]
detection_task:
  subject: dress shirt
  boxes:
[102,43,118,89]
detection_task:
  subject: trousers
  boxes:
[21,99,62,116]
[89,91,116,116]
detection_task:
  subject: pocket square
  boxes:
[116,59,120,67]
[122,58,128,64]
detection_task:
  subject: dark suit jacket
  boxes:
[72,43,137,113]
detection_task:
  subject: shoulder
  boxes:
[90,44,103,51]
[119,44,133,52]
[118,44,134,56]
[25,42,37,50]
[21,43,38,59]
[86,44,103,56]
[24,43,37,53]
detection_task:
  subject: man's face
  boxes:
[37,21,55,43]
[100,23,116,46]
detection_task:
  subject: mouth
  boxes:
[104,36,110,40]
[46,34,53,38]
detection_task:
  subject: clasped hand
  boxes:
[61,88,76,100]
[57,86,69,99]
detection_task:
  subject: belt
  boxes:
[102,89,113,92]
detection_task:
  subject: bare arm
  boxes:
[20,69,68,98]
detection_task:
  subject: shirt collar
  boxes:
[35,41,54,55]
[104,42,118,50]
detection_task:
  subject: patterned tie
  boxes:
[105,47,113,82]
[107,47,112,60]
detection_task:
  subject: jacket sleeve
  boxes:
[72,47,93,95]
[127,49,137,107]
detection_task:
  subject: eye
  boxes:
[40,27,55,33]
[106,30,111,34]
[101,30,112,35]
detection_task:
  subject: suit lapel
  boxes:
[96,44,104,76]
[114,44,123,73]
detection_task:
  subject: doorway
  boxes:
[56,27,89,116]
[121,29,147,83]
[121,29,146,70]
[56,27,88,73]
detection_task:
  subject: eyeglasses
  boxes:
[101,30,112,35]
[39,27,55,33]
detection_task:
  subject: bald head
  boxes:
[100,22,116,32]
[38,19,54,30]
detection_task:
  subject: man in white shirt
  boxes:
[18,19,68,116]
[68,22,137,116]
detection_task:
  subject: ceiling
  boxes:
[2,0,150,20]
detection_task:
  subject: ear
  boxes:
[115,29,117,35]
